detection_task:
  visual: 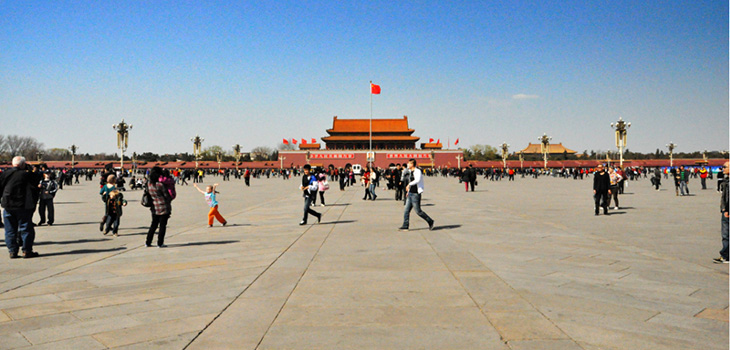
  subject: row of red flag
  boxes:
[282,138,317,145]
[283,138,459,145]
[427,138,459,145]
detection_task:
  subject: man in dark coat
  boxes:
[0,156,42,258]
[593,164,611,216]
[468,164,477,191]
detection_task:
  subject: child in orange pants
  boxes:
[194,183,227,227]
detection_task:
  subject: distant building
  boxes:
[321,116,420,150]
[281,116,460,168]
[520,143,577,155]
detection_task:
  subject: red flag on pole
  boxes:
[455,138,459,145]
[311,138,316,144]
[302,139,307,144]
[429,138,434,143]
[436,139,440,144]
[283,138,289,144]
[370,83,381,95]
[292,139,297,144]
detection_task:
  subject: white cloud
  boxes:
[512,94,540,100]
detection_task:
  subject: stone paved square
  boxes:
[0,174,727,349]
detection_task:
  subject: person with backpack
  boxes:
[146,167,173,247]
[99,174,117,232]
[0,156,42,259]
[103,190,127,237]
[299,164,322,225]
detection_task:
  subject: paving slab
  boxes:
[0,175,725,349]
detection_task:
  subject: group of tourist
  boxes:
[0,155,726,266]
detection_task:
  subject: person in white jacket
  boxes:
[398,159,434,231]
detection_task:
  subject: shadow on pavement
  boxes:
[431,224,462,231]
[325,203,350,207]
[40,247,127,257]
[167,240,239,247]
[53,202,83,205]
[35,238,112,245]
[320,220,356,225]
[47,222,99,226]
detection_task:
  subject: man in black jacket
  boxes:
[0,156,42,259]
[299,164,321,225]
[713,161,729,264]
[468,164,477,192]
[593,164,611,216]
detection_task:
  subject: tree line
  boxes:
[0,135,724,163]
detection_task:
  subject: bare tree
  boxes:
[5,135,43,159]
[251,146,274,161]
[278,143,296,151]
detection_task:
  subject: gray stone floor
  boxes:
[0,174,727,349]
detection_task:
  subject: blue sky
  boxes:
[1,1,727,155]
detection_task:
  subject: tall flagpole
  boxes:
[369,81,373,156]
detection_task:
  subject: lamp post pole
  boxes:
[233,144,242,172]
[456,155,462,169]
[500,142,509,169]
[36,151,43,164]
[666,142,676,168]
[216,151,222,173]
[112,119,132,171]
[191,135,204,169]
[69,145,77,169]
[279,156,286,170]
[519,151,524,169]
[610,117,631,168]
[538,134,552,169]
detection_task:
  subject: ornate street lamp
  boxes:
[69,144,77,168]
[518,151,524,169]
[666,142,676,168]
[36,151,43,164]
[216,151,223,173]
[279,156,286,170]
[538,133,552,169]
[112,119,132,171]
[606,150,612,167]
[702,149,708,163]
[191,135,204,169]
[131,152,137,174]
[455,155,463,169]
[610,117,631,167]
[232,144,242,172]
[500,142,510,169]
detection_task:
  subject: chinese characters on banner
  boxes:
[310,154,355,159]
[386,154,431,159]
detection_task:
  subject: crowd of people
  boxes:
[0,156,726,265]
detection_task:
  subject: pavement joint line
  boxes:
[0,193,291,296]
[644,311,662,322]
[420,214,584,347]
[253,188,352,350]
[183,189,350,350]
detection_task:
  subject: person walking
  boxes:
[369,166,378,201]
[609,167,622,210]
[299,164,321,225]
[699,166,708,190]
[99,174,117,232]
[468,164,477,191]
[678,165,690,196]
[398,159,435,231]
[316,171,328,206]
[713,162,729,263]
[37,172,58,226]
[362,166,372,200]
[593,164,611,216]
[146,167,173,248]
[393,164,404,201]
[0,156,42,259]
[103,190,127,237]
[652,167,662,191]
[460,167,470,192]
